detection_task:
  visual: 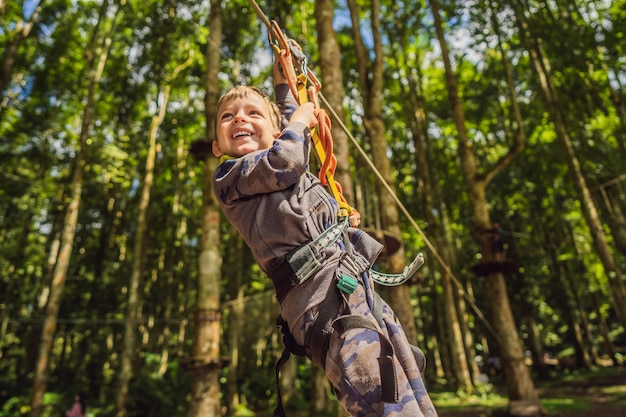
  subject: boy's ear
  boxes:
[211,140,223,157]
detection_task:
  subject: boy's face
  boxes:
[212,93,279,158]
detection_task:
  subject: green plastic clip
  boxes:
[336,274,357,294]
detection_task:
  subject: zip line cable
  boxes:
[246,0,499,341]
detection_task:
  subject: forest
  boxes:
[1,0,625,416]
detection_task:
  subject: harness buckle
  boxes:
[336,274,358,294]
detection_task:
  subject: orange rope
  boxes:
[267,21,360,225]
[315,107,361,224]
[314,108,335,186]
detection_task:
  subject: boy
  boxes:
[211,63,437,417]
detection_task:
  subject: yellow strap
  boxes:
[295,78,351,217]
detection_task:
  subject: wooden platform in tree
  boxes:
[470,259,518,276]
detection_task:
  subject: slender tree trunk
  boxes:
[115,62,159,417]
[315,0,353,204]
[544,213,593,369]
[513,0,626,329]
[408,56,473,393]
[565,270,598,367]
[29,3,111,415]
[559,263,592,369]
[226,287,243,416]
[432,278,453,384]
[346,0,418,343]
[430,0,539,410]
[313,2,352,414]
[589,288,617,366]
[187,1,222,415]
[600,182,626,255]
[225,234,244,415]
[157,134,188,376]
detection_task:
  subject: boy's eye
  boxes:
[220,112,233,120]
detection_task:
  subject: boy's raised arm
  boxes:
[273,58,299,129]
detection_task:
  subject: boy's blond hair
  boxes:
[216,86,282,133]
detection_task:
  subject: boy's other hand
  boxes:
[290,102,318,129]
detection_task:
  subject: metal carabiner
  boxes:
[268,20,290,53]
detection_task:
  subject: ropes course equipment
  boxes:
[247,0,499,340]
[249,2,359,226]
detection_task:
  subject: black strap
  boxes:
[273,343,290,417]
[374,293,426,373]
[332,315,399,403]
[273,316,306,417]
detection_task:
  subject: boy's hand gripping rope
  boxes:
[267,20,361,227]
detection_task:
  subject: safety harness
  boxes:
[269,219,426,417]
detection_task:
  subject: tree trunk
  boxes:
[157,133,188,376]
[346,0,418,344]
[513,0,626,329]
[312,2,351,413]
[225,235,244,415]
[315,0,354,204]
[116,46,172,417]
[225,287,243,415]
[115,11,193,412]
[187,1,222,416]
[558,261,592,369]
[599,181,626,256]
[589,288,618,366]
[29,3,111,415]
[430,0,539,408]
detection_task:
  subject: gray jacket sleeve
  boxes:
[275,83,298,129]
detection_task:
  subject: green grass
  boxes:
[430,389,508,413]
[429,367,626,415]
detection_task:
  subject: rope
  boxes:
[248,1,358,223]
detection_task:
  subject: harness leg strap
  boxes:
[305,282,344,367]
[273,343,291,417]
[273,316,306,417]
[332,315,399,403]
[373,292,426,373]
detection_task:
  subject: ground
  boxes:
[438,367,626,417]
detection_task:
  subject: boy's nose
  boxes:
[233,112,247,123]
